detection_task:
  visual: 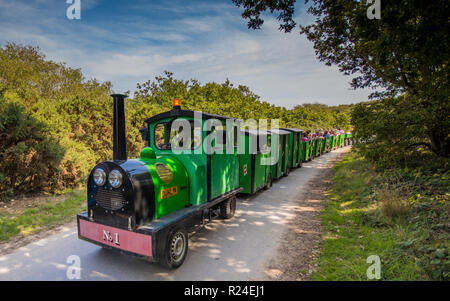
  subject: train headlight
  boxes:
[109,169,123,188]
[93,168,106,186]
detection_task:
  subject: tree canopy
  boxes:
[233,0,449,159]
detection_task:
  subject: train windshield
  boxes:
[154,119,202,150]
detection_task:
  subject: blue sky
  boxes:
[0,0,371,107]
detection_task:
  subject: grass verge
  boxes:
[312,152,449,280]
[0,189,85,243]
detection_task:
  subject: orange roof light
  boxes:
[173,98,181,108]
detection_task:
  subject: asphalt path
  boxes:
[0,147,350,280]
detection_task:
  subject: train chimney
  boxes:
[111,94,127,161]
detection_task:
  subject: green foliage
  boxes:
[0,43,118,197]
[232,0,296,32]
[313,152,450,280]
[352,95,450,168]
[134,71,353,131]
[303,0,450,156]
[233,0,449,158]
[0,95,65,199]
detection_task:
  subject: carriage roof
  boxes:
[241,129,272,136]
[281,128,303,133]
[268,129,291,136]
[145,108,234,124]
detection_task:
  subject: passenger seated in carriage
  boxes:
[302,132,309,142]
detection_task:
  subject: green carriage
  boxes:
[302,139,311,162]
[344,132,353,146]
[330,135,337,150]
[238,130,272,194]
[320,137,328,153]
[268,129,291,179]
[281,128,303,169]
[338,134,344,148]
[313,137,323,157]
[309,138,317,160]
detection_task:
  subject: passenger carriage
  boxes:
[281,128,303,169]
[238,130,273,195]
[330,135,337,150]
[302,139,311,162]
[313,136,322,157]
[268,129,291,179]
[344,133,353,146]
[320,137,326,153]
[309,137,316,161]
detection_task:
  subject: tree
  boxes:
[0,94,65,198]
[233,0,449,158]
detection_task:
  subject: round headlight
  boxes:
[93,168,106,186]
[109,169,123,188]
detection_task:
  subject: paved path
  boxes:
[0,147,350,280]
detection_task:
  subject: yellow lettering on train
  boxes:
[160,186,178,199]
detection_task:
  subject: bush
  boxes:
[352,96,450,168]
[0,95,65,199]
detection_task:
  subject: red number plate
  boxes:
[79,219,152,257]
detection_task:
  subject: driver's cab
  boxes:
[142,99,240,206]
[153,118,203,151]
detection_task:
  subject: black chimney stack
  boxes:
[112,94,127,161]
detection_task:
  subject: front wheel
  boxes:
[161,226,188,269]
[219,196,236,219]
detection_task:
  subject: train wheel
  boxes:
[219,196,236,219]
[161,226,188,269]
[264,174,272,190]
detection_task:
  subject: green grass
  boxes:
[312,152,449,281]
[0,190,86,243]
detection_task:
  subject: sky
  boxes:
[0,0,372,108]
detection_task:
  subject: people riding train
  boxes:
[302,131,310,142]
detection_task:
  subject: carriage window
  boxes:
[154,120,201,150]
[258,135,268,153]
